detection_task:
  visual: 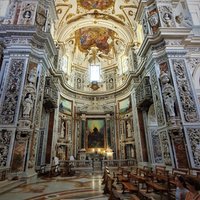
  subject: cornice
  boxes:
[0,25,58,57]
[137,27,192,57]
[53,70,138,99]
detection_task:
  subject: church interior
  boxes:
[0,0,200,199]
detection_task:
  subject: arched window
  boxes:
[90,63,100,82]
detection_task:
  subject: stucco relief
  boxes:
[147,6,160,34]
[22,64,37,120]
[1,1,17,25]
[188,58,200,77]
[35,6,47,30]
[150,69,165,126]
[173,59,199,122]
[0,130,12,167]
[174,2,193,28]
[0,59,25,125]
[159,5,175,27]
[151,130,163,163]
[160,71,176,120]
[187,128,200,168]
[34,70,45,128]
[17,2,37,25]
[29,69,45,168]
[160,131,172,166]
[142,17,149,35]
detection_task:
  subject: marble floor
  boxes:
[0,172,110,200]
[0,171,170,200]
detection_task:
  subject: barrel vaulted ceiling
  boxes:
[53,0,139,72]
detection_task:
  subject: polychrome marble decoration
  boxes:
[173,59,199,122]
[79,0,114,10]
[76,27,114,54]
[187,128,200,168]
[0,130,12,167]
[148,8,160,34]
[0,59,24,125]
[11,140,26,172]
[151,130,163,163]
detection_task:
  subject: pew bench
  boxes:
[121,181,138,194]
[115,168,130,184]
[130,167,151,188]
[103,173,124,200]
[146,167,170,199]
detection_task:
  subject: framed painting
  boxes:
[119,96,132,114]
[59,97,72,115]
[87,118,105,149]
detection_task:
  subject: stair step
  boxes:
[0,180,25,194]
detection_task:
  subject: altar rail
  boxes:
[59,159,137,171]
[102,159,137,168]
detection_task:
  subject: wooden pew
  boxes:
[114,167,130,184]
[130,167,152,187]
[121,181,138,194]
[169,168,189,185]
[189,168,200,178]
[146,166,170,199]
[102,167,110,185]
[103,168,124,200]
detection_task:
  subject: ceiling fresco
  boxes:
[78,0,114,10]
[76,27,114,54]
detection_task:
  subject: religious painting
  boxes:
[59,97,72,115]
[76,27,114,54]
[119,96,132,114]
[78,0,114,10]
[87,119,105,149]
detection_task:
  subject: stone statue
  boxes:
[28,68,37,86]
[164,90,176,117]
[126,121,132,137]
[160,71,176,118]
[23,93,33,117]
[60,121,65,138]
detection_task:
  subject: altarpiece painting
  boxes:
[87,119,105,149]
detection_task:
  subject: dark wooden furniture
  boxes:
[146,166,169,200]
[121,181,138,194]
[130,167,152,188]
[102,167,123,200]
